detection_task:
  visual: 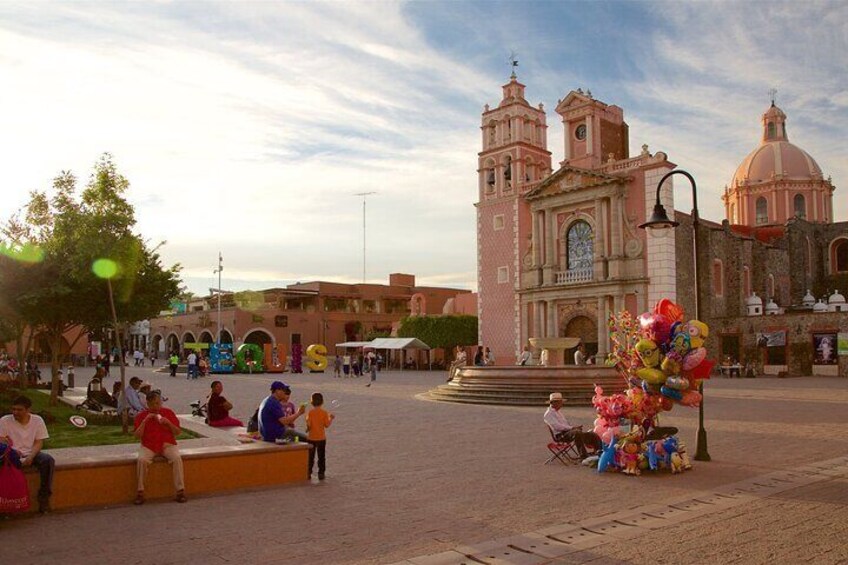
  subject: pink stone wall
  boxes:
[478,199,520,365]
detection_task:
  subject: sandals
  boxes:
[135,491,187,504]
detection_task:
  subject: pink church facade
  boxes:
[475,76,847,375]
[476,77,679,365]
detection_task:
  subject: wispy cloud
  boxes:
[1,1,845,297]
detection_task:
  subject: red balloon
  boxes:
[654,299,685,323]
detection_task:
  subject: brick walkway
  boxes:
[2,369,846,564]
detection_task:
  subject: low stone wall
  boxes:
[24,441,309,512]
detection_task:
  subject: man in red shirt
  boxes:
[133,391,186,505]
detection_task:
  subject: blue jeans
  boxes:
[31,452,54,498]
[187,364,197,379]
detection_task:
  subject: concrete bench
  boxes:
[23,441,309,512]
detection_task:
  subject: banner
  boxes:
[813,333,838,364]
[755,331,785,348]
[837,333,848,357]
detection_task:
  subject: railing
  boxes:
[555,268,594,284]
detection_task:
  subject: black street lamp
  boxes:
[639,169,711,462]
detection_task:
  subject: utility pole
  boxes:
[213,252,223,344]
[354,192,376,283]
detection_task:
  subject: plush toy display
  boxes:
[595,298,714,477]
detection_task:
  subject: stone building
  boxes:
[148,273,470,360]
[476,74,847,375]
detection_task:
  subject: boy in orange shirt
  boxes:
[305,392,334,480]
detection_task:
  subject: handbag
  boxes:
[0,441,31,513]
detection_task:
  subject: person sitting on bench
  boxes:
[207,380,244,427]
[543,392,601,459]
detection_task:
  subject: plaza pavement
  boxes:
[1,366,847,564]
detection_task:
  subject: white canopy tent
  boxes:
[334,337,432,370]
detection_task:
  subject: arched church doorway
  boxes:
[219,330,233,344]
[562,315,598,364]
[198,331,214,344]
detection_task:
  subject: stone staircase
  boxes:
[426,365,626,406]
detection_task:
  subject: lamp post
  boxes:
[638,169,711,462]
[213,252,223,344]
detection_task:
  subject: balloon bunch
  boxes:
[631,298,714,407]
[597,431,693,475]
[593,298,714,476]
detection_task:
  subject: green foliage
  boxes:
[0,154,182,403]
[234,290,264,312]
[0,385,198,449]
[364,328,391,341]
[397,315,478,351]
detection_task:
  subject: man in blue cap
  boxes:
[258,381,307,443]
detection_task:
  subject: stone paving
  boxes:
[1,367,847,564]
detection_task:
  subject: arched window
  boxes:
[756,197,768,225]
[767,122,776,139]
[503,155,512,187]
[794,194,806,219]
[729,203,736,223]
[835,239,848,273]
[566,221,593,271]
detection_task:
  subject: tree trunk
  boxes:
[14,321,26,389]
[49,332,61,406]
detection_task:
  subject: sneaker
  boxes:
[318,473,325,481]
[134,492,145,505]
[175,491,187,503]
[37,495,50,514]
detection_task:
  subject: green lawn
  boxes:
[1,387,199,449]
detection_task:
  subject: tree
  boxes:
[397,315,478,359]
[1,154,182,405]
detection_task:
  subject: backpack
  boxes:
[246,408,259,433]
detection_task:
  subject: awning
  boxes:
[335,341,373,348]
[368,337,431,350]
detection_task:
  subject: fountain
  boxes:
[427,339,624,407]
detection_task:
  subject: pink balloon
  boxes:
[681,347,706,370]
[638,313,672,345]
[679,390,702,407]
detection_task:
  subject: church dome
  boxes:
[745,293,763,307]
[731,103,823,187]
[813,299,828,313]
[828,289,846,305]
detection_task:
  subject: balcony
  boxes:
[555,268,593,285]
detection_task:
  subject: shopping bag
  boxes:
[0,448,31,513]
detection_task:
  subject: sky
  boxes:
[1,1,846,295]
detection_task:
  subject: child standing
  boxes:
[305,392,334,480]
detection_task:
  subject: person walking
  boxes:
[366,357,377,387]
[168,352,179,378]
[186,350,198,380]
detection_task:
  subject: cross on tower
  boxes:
[768,87,778,106]
[509,51,518,78]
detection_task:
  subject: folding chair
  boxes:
[545,425,582,465]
